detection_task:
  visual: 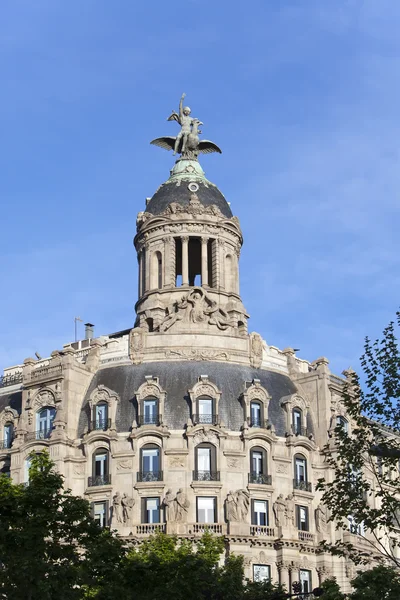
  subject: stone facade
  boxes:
[0,154,390,595]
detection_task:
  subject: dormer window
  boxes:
[250,401,262,427]
[292,408,303,435]
[197,396,215,424]
[94,402,108,430]
[142,398,159,425]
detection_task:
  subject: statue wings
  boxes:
[150,137,176,152]
[197,140,222,155]
[167,111,181,124]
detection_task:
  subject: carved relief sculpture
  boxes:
[226,489,250,522]
[285,494,295,526]
[162,489,177,521]
[273,494,287,527]
[163,489,190,522]
[249,332,263,368]
[121,493,135,524]
[315,503,328,533]
[160,287,231,332]
[112,491,122,524]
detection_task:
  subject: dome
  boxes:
[145,159,233,219]
[78,361,301,437]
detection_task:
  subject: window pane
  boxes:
[96,404,107,422]
[299,570,311,593]
[146,497,160,523]
[251,403,261,424]
[197,497,215,523]
[197,447,211,471]
[144,399,157,421]
[252,451,263,474]
[253,565,270,582]
[94,502,106,527]
[295,458,306,480]
[142,448,159,472]
[199,398,212,415]
[95,453,107,476]
[253,500,267,526]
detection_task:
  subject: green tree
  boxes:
[0,452,123,600]
[320,577,345,600]
[317,312,400,567]
[349,565,400,600]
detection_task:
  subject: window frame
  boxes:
[296,505,309,531]
[4,422,14,448]
[294,454,308,483]
[250,401,263,427]
[142,397,159,425]
[142,497,161,524]
[92,448,110,485]
[299,569,312,594]
[140,443,161,480]
[253,564,271,582]
[292,408,303,434]
[195,443,217,480]
[92,500,109,528]
[94,402,108,430]
[36,406,56,438]
[251,499,268,526]
[196,496,217,524]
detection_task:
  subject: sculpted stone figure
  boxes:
[315,503,328,532]
[162,489,177,522]
[226,489,250,522]
[175,489,190,522]
[121,493,135,524]
[273,494,287,527]
[112,491,122,523]
[285,494,295,526]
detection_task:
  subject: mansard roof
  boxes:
[78,361,298,437]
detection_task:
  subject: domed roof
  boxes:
[146,159,233,219]
[78,361,303,437]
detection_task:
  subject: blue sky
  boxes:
[1,0,399,376]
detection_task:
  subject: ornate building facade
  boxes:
[0,98,378,594]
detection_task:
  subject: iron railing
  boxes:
[192,414,219,426]
[0,373,23,388]
[88,474,111,487]
[138,414,161,426]
[193,470,220,482]
[248,472,272,485]
[292,425,309,437]
[247,418,272,429]
[137,471,163,482]
[293,478,312,492]
[25,429,53,441]
[88,418,111,432]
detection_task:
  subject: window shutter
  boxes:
[305,507,309,531]
[265,500,269,526]
[141,498,146,523]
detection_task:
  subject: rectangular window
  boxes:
[295,458,306,482]
[252,500,268,526]
[93,501,108,528]
[198,398,213,423]
[95,404,107,428]
[253,564,270,582]
[299,569,312,594]
[296,505,309,531]
[142,448,159,473]
[197,447,211,472]
[250,402,261,426]
[293,410,302,433]
[143,399,158,424]
[143,497,160,523]
[252,451,263,475]
[197,497,216,524]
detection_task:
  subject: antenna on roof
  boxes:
[74,316,83,342]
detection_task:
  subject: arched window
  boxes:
[292,408,303,435]
[150,251,163,289]
[91,448,110,486]
[336,415,348,433]
[36,407,56,440]
[194,443,218,481]
[141,397,159,425]
[249,401,263,427]
[3,422,14,449]
[94,402,109,431]
[139,444,162,482]
[195,396,216,425]
[249,447,270,485]
[294,454,311,491]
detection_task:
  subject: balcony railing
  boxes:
[247,418,272,429]
[192,414,219,426]
[138,414,161,426]
[25,429,53,441]
[248,472,272,485]
[193,470,220,482]
[250,525,275,537]
[192,523,224,534]
[0,372,23,388]
[88,419,111,432]
[30,364,62,382]
[88,474,111,487]
[0,439,13,450]
[293,478,312,492]
[292,425,309,437]
[137,471,163,482]
[135,523,166,535]
[298,531,314,543]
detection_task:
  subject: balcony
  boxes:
[25,429,53,442]
[0,372,23,388]
[192,414,219,426]
[192,523,225,535]
[193,470,220,482]
[29,364,62,383]
[248,472,272,485]
[293,478,312,492]
[135,523,166,535]
[137,471,163,482]
[247,418,272,429]
[292,425,310,437]
[88,419,111,432]
[250,525,275,537]
[88,474,111,487]
[0,439,13,450]
[298,531,314,543]
[138,414,161,426]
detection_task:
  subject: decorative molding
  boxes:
[129,328,146,365]
[249,332,263,368]
[160,287,232,333]
[192,426,220,448]
[165,348,229,361]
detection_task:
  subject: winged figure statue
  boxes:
[151,93,222,160]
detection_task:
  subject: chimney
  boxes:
[84,323,94,340]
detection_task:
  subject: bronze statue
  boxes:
[151,93,222,160]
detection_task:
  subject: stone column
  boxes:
[277,562,291,593]
[163,236,173,287]
[138,249,143,297]
[201,237,209,287]
[181,236,189,286]
[144,243,150,292]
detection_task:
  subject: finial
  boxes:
[150,93,222,161]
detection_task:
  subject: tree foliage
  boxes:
[317,312,400,566]
[350,565,400,600]
[0,452,123,600]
